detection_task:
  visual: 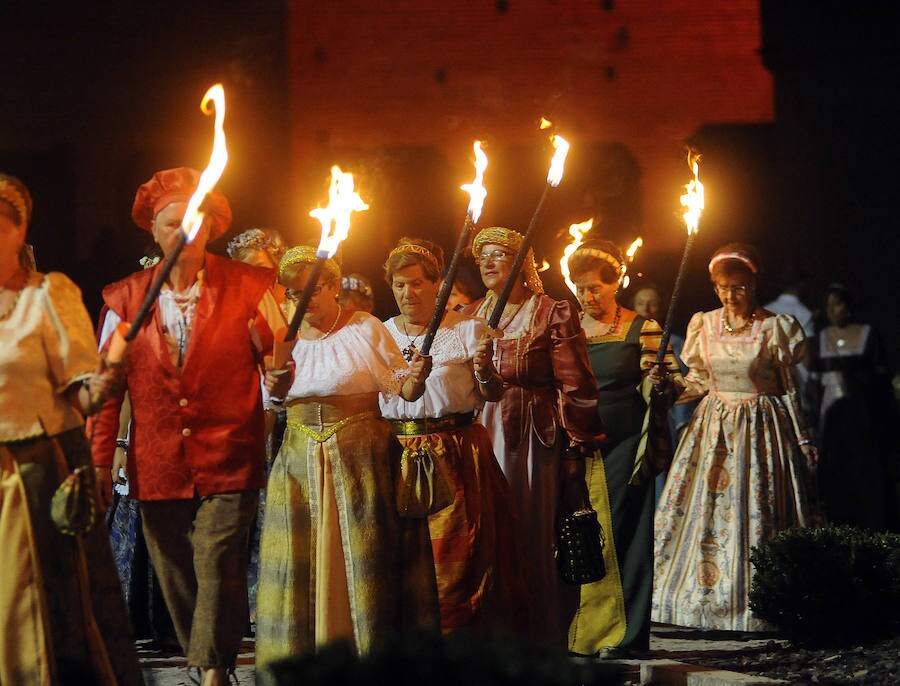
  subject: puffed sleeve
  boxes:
[769,313,807,368]
[548,299,604,452]
[769,314,812,441]
[41,272,99,393]
[638,317,682,377]
[362,314,409,398]
[677,312,710,401]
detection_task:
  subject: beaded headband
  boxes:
[0,177,30,225]
[569,246,623,274]
[279,245,341,281]
[472,226,545,295]
[227,228,275,259]
[341,274,373,299]
[388,244,440,270]
[708,252,758,274]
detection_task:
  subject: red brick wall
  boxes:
[286,1,771,257]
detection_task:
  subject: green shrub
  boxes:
[749,525,900,645]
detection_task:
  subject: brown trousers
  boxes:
[140,490,259,668]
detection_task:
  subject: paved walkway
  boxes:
[141,625,789,685]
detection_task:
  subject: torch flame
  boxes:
[559,218,593,294]
[182,83,228,243]
[626,237,643,260]
[547,134,570,187]
[680,150,704,235]
[309,165,370,258]
[460,140,488,224]
[539,117,553,130]
[620,236,643,290]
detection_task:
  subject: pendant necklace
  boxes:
[829,326,848,353]
[401,318,424,362]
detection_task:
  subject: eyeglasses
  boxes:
[285,281,333,301]
[475,249,513,265]
[714,284,749,296]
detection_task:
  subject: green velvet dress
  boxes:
[569,310,677,653]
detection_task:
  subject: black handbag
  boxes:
[555,508,606,585]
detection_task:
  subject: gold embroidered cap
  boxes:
[472,226,544,295]
[279,245,341,281]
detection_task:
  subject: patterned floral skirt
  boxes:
[652,393,815,631]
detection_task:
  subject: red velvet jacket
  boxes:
[91,254,274,500]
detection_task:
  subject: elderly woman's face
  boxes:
[0,204,26,273]
[283,266,340,329]
[573,269,618,320]
[390,264,438,324]
[476,242,515,292]
[713,272,753,314]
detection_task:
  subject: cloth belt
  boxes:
[287,411,376,444]
[388,412,474,436]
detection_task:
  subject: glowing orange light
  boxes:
[460,141,488,223]
[537,259,551,272]
[547,134,570,187]
[182,84,228,242]
[620,236,643,289]
[309,166,369,258]
[681,150,704,235]
[560,218,594,294]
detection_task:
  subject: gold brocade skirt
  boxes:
[0,429,142,686]
[255,394,438,667]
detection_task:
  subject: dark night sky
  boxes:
[2,1,899,366]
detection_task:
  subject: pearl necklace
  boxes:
[308,305,342,339]
[722,310,756,335]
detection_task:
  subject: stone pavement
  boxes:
[141,625,790,685]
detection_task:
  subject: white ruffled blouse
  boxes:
[285,311,408,400]
[379,310,486,420]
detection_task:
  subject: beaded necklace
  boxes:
[722,310,756,335]
[586,305,621,337]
